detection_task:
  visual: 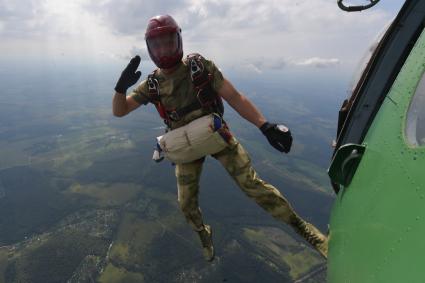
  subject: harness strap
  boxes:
[166,101,202,121]
[147,54,224,126]
[147,72,170,126]
[187,53,224,116]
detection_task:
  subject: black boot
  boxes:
[198,225,214,261]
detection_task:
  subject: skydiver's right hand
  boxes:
[114,55,142,94]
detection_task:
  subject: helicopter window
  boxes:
[348,20,392,96]
[406,72,425,147]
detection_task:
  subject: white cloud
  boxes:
[243,63,264,74]
[242,56,340,74]
[295,57,340,68]
[0,0,47,37]
[128,46,150,60]
[104,46,150,61]
[0,0,402,74]
[176,0,392,71]
[83,0,183,38]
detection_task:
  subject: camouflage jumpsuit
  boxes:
[175,136,297,231]
[129,55,327,257]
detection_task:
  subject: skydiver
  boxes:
[112,15,328,261]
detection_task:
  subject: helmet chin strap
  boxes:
[160,61,181,74]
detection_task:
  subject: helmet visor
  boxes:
[147,32,179,57]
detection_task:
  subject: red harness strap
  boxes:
[147,71,170,125]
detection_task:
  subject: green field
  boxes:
[0,72,334,282]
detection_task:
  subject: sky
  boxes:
[0,0,406,81]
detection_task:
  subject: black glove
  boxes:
[260,121,293,153]
[114,55,142,94]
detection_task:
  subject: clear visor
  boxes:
[147,33,179,57]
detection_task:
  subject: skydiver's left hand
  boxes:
[260,121,293,153]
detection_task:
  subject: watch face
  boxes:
[277,125,289,132]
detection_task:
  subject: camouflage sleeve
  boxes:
[129,79,150,105]
[201,57,225,92]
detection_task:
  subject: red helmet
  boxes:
[145,15,183,69]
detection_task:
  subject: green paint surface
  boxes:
[329,28,425,283]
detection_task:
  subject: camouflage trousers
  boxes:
[175,137,297,232]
